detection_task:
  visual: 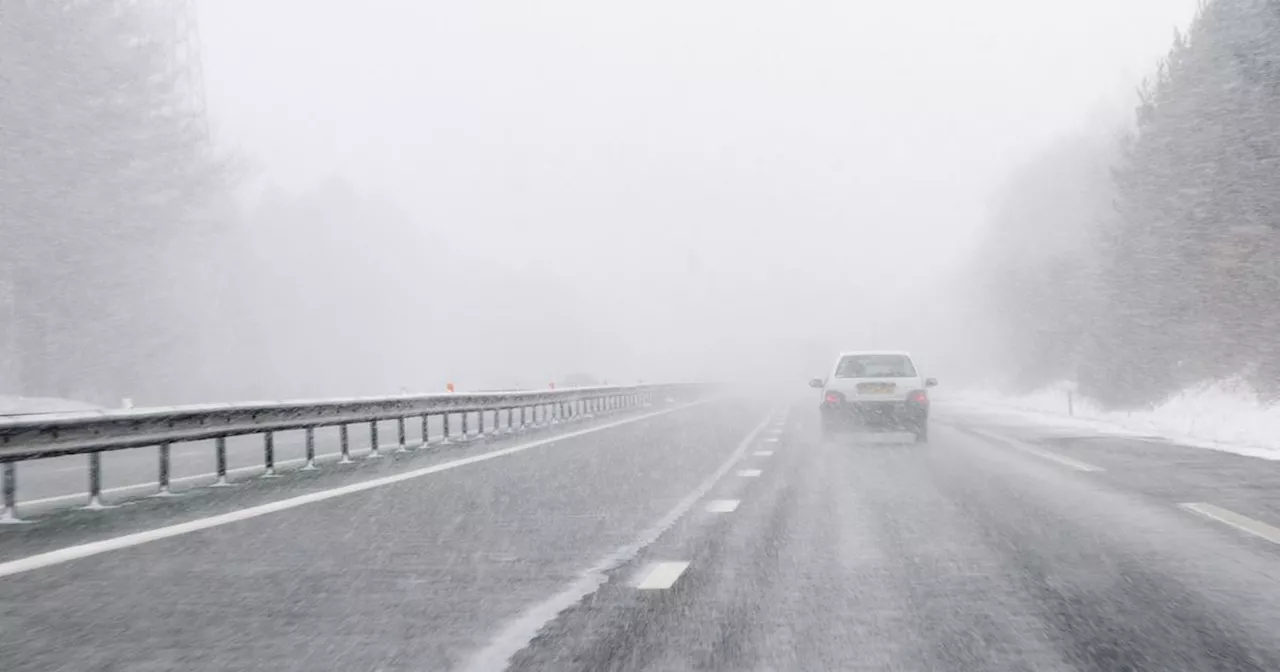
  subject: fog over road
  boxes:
[7,397,1280,671]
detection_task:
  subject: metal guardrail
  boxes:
[0,383,703,521]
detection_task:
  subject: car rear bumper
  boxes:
[821,400,927,428]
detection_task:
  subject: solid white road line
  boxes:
[974,430,1103,472]
[636,561,691,590]
[19,403,707,508]
[460,410,777,672]
[737,469,762,478]
[1180,503,1280,545]
[706,499,740,513]
[753,450,774,457]
[1010,444,1103,472]
[0,401,712,580]
[19,449,392,509]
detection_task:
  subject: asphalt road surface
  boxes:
[7,396,1280,671]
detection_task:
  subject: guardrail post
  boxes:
[0,463,26,524]
[420,415,430,447]
[302,427,318,470]
[520,406,527,431]
[262,432,279,478]
[155,442,178,495]
[479,408,487,438]
[506,408,514,434]
[397,417,409,452]
[339,424,353,464]
[461,412,470,441]
[83,452,114,509]
[367,422,382,459]
[212,436,231,486]
[442,414,452,443]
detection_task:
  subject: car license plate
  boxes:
[857,383,896,394]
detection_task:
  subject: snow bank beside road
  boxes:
[949,379,1280,461]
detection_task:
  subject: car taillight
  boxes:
[824,391,844,404]
[908,390,928,404]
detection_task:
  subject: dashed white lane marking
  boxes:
[460,410,777,672]
[1181,503,1280,545]
[0,401,715,580]
[706,499,740,513]
[764,437,780,443]
[753,450,774,457]
[636,561,691,590]
[738,469,762,478]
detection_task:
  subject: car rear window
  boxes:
[835,354,917,378]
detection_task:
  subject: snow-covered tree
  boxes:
[0,0,225,401]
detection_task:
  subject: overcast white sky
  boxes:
[195,0,1200,381]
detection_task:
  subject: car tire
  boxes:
[914,423,929,443]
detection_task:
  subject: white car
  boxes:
[809,351,937,441]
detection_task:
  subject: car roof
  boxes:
[837,350,913,358]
